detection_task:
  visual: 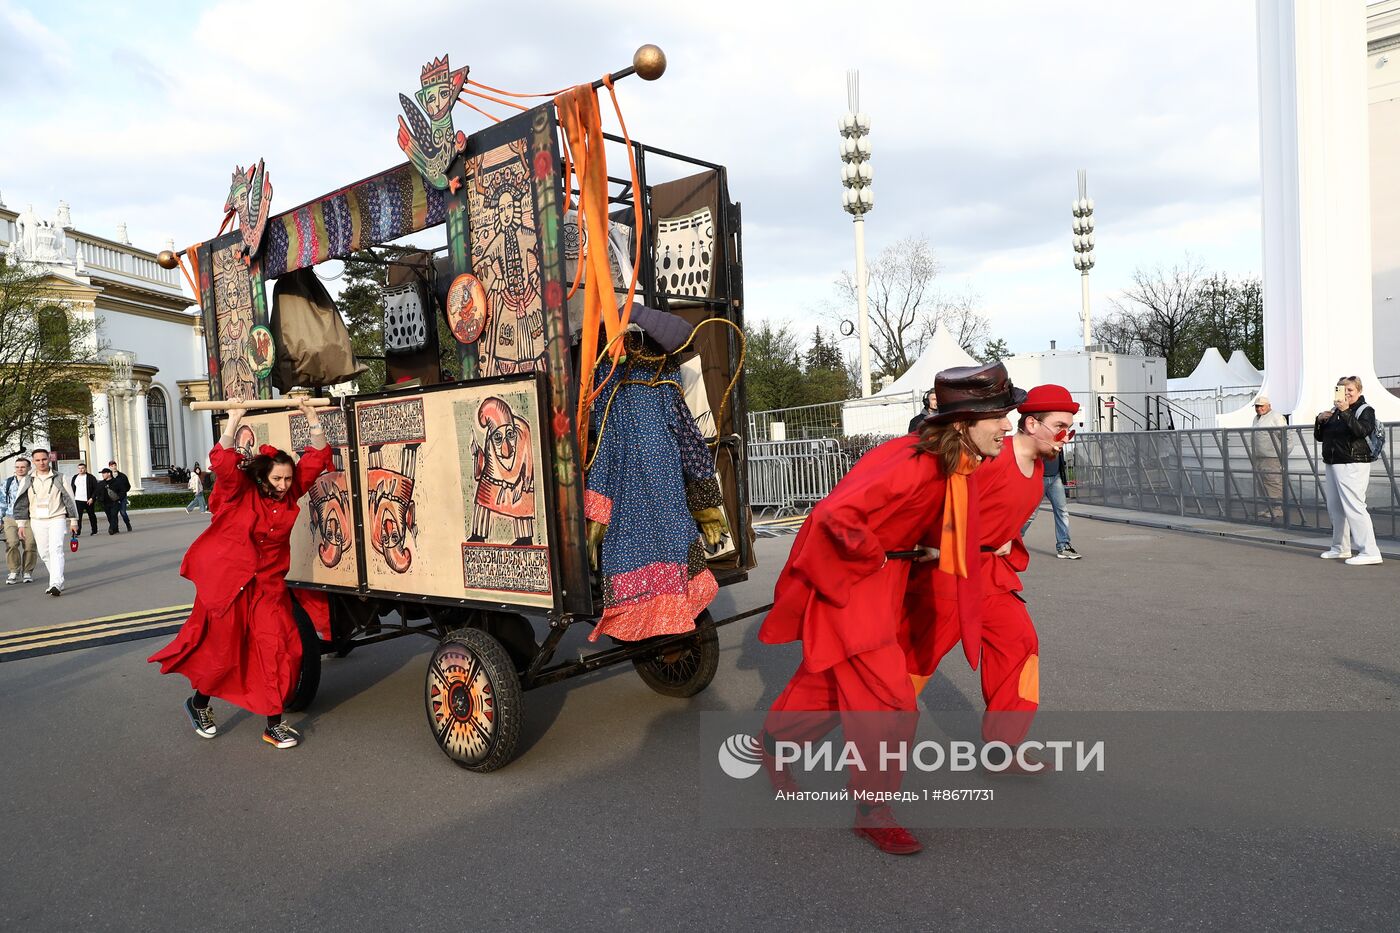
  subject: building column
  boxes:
[1226,0,1400,424]
[91,389,113,470]
[132,389,152,493]
[114,391,133,483]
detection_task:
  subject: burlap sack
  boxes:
[270,268,366,390]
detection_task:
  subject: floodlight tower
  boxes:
[1072,169,1096,348]
[841,70,875,396]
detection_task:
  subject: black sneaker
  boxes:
[262,722,301,749]
[184,697,218,739]
[1056,545,1082,560]
[45,585,62,596]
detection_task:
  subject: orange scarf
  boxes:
[937,452,978,578]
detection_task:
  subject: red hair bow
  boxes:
[258,444,279,458]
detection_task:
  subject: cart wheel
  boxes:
[425,627,523,772]
[286,601,323,713]
[633,611,719,698]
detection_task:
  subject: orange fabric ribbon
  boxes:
[556,83,628,459]
[937,452,978,579]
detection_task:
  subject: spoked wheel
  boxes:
[632,610,720,698]
[425,627,523,772]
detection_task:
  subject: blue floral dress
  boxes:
[584,357,721,641]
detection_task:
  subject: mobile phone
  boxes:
[1333,386,1345,405]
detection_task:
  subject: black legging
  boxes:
[192,691,281,729]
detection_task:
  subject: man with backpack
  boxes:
[3,457,39,584]
[106,460,134,532]
[1315,376,1384,566]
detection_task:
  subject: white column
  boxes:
[91,390,113,469]
[1226,0,1400,425]
[131,389,151,493]
[854,215,872,397]
[114,391,133,483]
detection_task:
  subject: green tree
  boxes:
[744,320,806,412]
[798,326,854,404]
[0,259,104,462]
[337,247,458,393]
[976,337,1011,363]
[338,252,388,394]
[1096,258,1263,377]
[804,326,843,371]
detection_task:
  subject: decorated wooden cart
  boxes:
[169,47,758,771]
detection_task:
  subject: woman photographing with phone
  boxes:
[1315,376,1383,566]
[149,397,334,748]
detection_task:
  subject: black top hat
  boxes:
[927,361,1026,425]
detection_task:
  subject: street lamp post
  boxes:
[841,70,875,396]
[1072,169,1096,349]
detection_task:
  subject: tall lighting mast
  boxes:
[841,70,875,396]
[1072,169,1096,348]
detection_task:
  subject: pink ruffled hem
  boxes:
[590,569,719,642]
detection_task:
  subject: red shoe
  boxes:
[853,805,923,855]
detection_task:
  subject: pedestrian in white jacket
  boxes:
[13,447,80,595]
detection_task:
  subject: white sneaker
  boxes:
[1345,554,1383,566]
[22,573,33,583]
[5,572,15,585]
[1320,549,1352,559]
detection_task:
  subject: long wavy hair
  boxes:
[239,449,295,498]
[914,420,980,475]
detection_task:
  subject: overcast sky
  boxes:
[0,0,1264,355]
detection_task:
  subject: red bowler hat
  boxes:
[1018,384,1080,415]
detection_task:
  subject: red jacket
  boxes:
[760,435,984,673]
[180,443,333,614]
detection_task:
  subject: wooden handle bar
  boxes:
[190,398,334,412]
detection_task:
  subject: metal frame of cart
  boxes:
[190,91,754,771]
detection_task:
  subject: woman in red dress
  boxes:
[149,398,332,749]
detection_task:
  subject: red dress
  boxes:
[928,435,1045,743]
[759,435,983,795]
[149,443,333,716]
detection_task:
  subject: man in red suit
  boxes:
[759,362,1026,855]
[921,384,1081,763]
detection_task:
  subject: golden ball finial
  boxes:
[634,44,667,81]
[157,250,180,270]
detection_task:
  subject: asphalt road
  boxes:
[0,509,203,633]
[1,513,1397,932]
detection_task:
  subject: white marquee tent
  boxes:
[1168,347,1256,398]
[1226,349,1264,386]
[840,327,979,436]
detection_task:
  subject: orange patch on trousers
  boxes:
[1018,654,1040,704]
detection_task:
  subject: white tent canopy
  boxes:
[1226,349,1264,385]
[1168,347,1255,397]
[841,327,979,435]
[875,326,979,397]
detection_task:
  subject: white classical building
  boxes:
[0,196,214,491]
[1369,0,1400,381]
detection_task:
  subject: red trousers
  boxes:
[764,643,918,796]
[927,590,1040,745]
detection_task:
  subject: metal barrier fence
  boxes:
[748,394,921,443]
[1071,424,1400,541]
[745,437,892,517]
